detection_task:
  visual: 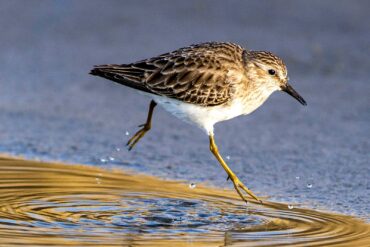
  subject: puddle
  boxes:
[0,156,369,246]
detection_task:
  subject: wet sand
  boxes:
[0,155,369,246]
[0,1,369,218]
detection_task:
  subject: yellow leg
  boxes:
[127,100,157,150]
[209,134,262,203]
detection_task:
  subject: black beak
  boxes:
[282,83,307,106]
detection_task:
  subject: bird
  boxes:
[90,42,306,204]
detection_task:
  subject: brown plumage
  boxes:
[90,42,246,106]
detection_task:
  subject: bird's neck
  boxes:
[238,80,278,115]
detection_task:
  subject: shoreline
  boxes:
[0,154,369,246]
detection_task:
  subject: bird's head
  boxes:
[243,51,306,105]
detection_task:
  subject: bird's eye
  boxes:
[268,69,276,75]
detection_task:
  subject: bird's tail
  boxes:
[90,64,153,94]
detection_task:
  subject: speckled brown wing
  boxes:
[90,42,246,106]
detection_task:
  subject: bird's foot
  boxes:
[126,123,150,150]
[230,176,262,204]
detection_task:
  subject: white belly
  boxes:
[151,95,247,135]
[138,79,279,135]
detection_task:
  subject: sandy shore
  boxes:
[0,1,369,219]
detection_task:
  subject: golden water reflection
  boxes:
[0,156,369,246]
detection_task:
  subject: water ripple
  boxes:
[0,156,369,246]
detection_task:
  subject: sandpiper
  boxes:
[90,42,306,203]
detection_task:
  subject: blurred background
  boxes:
[0,0,369,218]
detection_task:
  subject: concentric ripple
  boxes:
[0,156,369,246]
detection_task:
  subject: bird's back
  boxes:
[90,42,246,106]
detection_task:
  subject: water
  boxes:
[0,156,369,246]
[189,183,197,189]
[0,1,368,219]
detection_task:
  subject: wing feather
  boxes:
[90,42,246,106]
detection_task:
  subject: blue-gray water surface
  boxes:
[0,0,369,221]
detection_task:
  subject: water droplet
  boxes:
[100,158,107,163]
[307,183,313,188]
[288,205,294,209]
[226,155,230,160]
[115,147,121,152]
[125,131,130,136]
[109,157,115,161]
[189,183,196,189]
[295,176,300,180]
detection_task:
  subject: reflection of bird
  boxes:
[90,42,306,203]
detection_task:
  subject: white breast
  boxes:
[151,95,246,135]
[146,83,278,135]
